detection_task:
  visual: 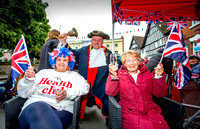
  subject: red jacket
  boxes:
[106,64,169,129]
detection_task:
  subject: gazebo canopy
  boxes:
[113,0,200,23]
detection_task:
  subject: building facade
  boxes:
[0,49,12,62]
[104,37,124,55]
[129,36,144,56]
[144,23,170,58]
[182,21,200,56]
[68,37,124,55]
[129,23,170,59]
[129,21,200,60]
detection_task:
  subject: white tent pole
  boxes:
[112,20,115,53]
[111,0,115,54]
[59,25,61,32]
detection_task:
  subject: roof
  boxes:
[133,36,145,49]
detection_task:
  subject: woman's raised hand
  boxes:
[109,63,118,76]
[154,62,164,76]
[59,33,68,46]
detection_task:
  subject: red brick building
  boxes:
[182,21,200,56]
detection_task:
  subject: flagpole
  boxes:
[21,35,32,67]
[59,25,61,32]
[112,20,115,53]
[111,0,115,53]
[22,34,36,81]
[160,23,176,63]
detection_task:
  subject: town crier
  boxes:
[60,30,121,121]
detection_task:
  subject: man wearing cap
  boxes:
[189,54,200,86]
[60,30,121,121]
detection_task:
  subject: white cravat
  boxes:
[89,48,107,68]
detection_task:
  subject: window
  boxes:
[115,44,118,47]
[192,21,200,25]
[194,42,200,56]
[106,44,109,48]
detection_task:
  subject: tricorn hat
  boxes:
[87,30,110,40]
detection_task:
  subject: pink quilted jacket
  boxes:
[106,64,170,129]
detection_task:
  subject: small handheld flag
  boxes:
[162,23,191,89]
[11,35,31,89]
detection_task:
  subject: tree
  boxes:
[0,0,51,60]
[0,50,3,57]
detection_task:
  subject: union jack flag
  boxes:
[146,18,153,24]
[162,23,191,89]
[167,17,187,30]
[113,5,124,25]
[146,16,163,24]
[191,73,200,79]
[175,62,192,89]
[11,35,31,89]
[125,21,141,26]
[162,23,188,63]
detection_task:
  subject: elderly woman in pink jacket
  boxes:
[105,50,169,129]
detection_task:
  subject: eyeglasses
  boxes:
[92,39,103,42]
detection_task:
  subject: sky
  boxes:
[42,0,147,51]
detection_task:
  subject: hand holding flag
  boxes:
[24,67,35,80]
[154,62,164,76]
[11,35,31,89]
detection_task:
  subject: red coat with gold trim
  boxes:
[65,44,121,118]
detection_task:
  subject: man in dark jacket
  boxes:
[146,48,173,76]
[146,48,173,97]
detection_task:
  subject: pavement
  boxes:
[0,106,5,129]
[79,106,107,129]
[0,104,107,129]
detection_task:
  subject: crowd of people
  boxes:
[0,28,200,129]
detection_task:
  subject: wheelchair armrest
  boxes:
[5,96,27,129]
[108,96,122,129]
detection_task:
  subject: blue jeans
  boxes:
[19,101,72,129]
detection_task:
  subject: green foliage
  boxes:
[0,0,51,59]
[0,50,3,57]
